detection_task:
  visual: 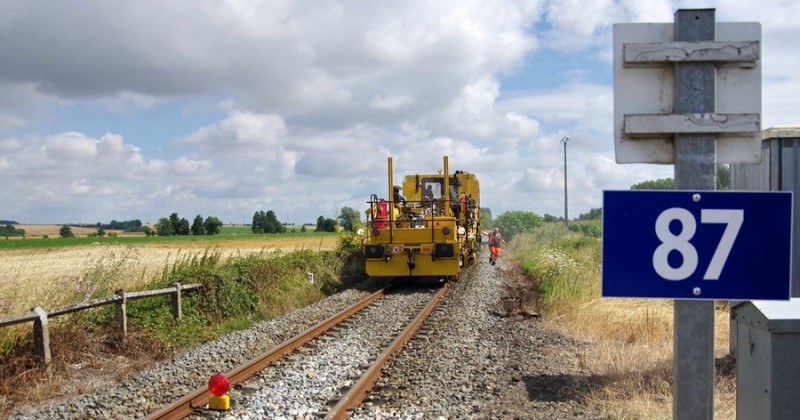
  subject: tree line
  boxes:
[249,207,361,234]
[1,224,25,237]
[73,219,145,232]
[156,213,223,236]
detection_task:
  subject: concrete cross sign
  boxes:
[613,22,761,164]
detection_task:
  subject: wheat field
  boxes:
[0,235,338,315]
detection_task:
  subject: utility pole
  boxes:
[560,136,570,226]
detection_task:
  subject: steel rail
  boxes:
[325,282,450,420]
[147,285,390,420]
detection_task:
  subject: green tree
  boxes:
[492,211,543,241]
[631,178,674,190]
[192,214,205,235]
[252,210,285,233]
[96,227,106,237]
[301,225,307,233]
[252,211,265,233]
[156,218,174,236]
[59,225,74,238]
[543,213,559,223]
[577,207,603,221]
[338,206,360,232]
[203,216,223,235]
[0,224,25,237]
[717,164,730,190]
[169,212,181,233]
[141,226,152,236]
[480,208,493,228]
[316,216,338,232]
[631,165,729,191]
[176,218,190,235]
[265,210,285,233]
[324,218,337,232]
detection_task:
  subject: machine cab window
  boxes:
[421,178,442,200]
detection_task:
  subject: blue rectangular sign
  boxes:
[602,190,792,300]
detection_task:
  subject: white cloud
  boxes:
[181,111,287,149]
[43,132,142,164]
[45,132,99,162]
[172,156,213,175]
[70,179,92,195]
[0,138,23,151]
[1,0,800,224]
[370,94,414,111]
[0,115,28,131]
[102,92,159,114]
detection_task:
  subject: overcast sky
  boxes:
[2,0,798,225]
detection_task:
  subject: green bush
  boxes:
[125,242,367,348]
[568,222,602,238]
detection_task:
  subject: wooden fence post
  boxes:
[171,283,182,320]
[32,306,51,364]
[115,289,127,343]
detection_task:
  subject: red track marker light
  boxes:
[208,373,230,397]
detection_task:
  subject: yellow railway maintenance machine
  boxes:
[362,156,481,280]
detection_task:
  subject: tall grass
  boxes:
[511,223,735,419]
[515,223,600,308]
[0,245,152,319]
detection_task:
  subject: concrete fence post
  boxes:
[31,306,51,365]
[171,283,182,320]
[115,289,127,343]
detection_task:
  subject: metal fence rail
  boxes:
[0,283,202,364]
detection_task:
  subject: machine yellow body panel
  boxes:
[363,157,480,279]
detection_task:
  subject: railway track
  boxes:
[148,281,450,419]
[11,259,602,419]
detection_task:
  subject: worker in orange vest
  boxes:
[482,228,507,265]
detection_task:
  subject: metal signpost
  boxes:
[610,9,774,419]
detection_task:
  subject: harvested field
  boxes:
[0,236,338,315]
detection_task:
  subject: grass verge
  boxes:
[511,223,735,419]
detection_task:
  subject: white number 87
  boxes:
[652,208,744,281]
